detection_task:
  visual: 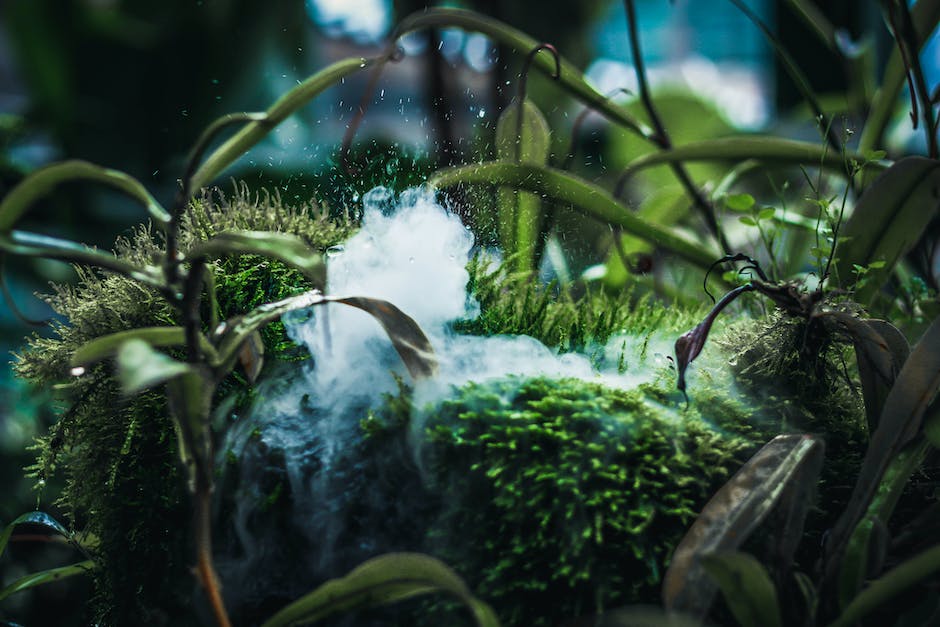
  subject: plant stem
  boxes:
[622,0,730,254]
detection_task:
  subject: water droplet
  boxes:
[69,366,85,377]
[477,108,486,118]
[326,245,345,258]
[408,256,415,263]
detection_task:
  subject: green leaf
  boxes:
[828,542,940,627]
[0,230,165,291]
[0,512,70,560]
[70,327,217,369]
[826,315,940,583]
[725,193,755,211]
[495,99,551,271]
[838,439,930,610]
[0,560,95,603]
[186,231,326,289]
[739,216,758,226]
[0,160,169,232]
[115,339,193,396]
[429,162,719,269]
[393,8,650,141]
[662,434,824,618]
[835,157,940,304]
[192,56,380,190]
[757,207,776,221]
[700,551,782,627]
[618,137,885,185]
[260,552,499,627]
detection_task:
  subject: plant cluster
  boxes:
[0,1,939,626]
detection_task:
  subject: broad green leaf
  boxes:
[192,56,380,190]
[393,8,650,141]
[826,315,940,583]
[838,439,930,610]
[429,162,719,269]
[828,541,940,627]
[0,560,95,603]
[725,193,755,211]
[858,0,940,153]
[495,99,550,272]
[116,339,193,396]
[0,512,70,560]
[186,231,326,288]
[834,157,940,304]
[260,552,499,627]
[618,137,884,185]
[70,327,217,369]
[700,551,782,627]
[0,160,169,231]
[0,230,164,290]
[662,434,824,618]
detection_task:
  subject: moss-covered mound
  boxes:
[15,187,350,626]
[215,372,769,627]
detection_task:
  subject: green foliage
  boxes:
[13,188,349,625]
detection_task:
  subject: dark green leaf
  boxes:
[430,162,718,269]
[0,512,70,560]
[260,552,499,627]
[826,315,940,584]
[700,551,782,627]
[663,434,824,618]
[0,230,164,290]
[70,327,217,369]
[0,160,169,231]
[495,99,550,271]
[186,231,326,289]
[835,157,940,304]
[192,56,380,189]
[116,339,193,395]
[0,560,95,602]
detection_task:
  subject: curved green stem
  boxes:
[429,161,719,269]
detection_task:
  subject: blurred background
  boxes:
[0,0,936,621]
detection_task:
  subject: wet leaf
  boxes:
[192,56,380,189]
[835,157,940,304]
[700,551,782,627]
[0,159,169,231]
[662,434,824,618]
[186,231,326,289]
[826,315,940,582]
[0,560,95,603]
[430,162,719,269]
[0,512,70,560]
[0,230,164,291]
[116,339,193,396]
[260,552,499,627]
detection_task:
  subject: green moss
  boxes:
[14,187,349,626]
